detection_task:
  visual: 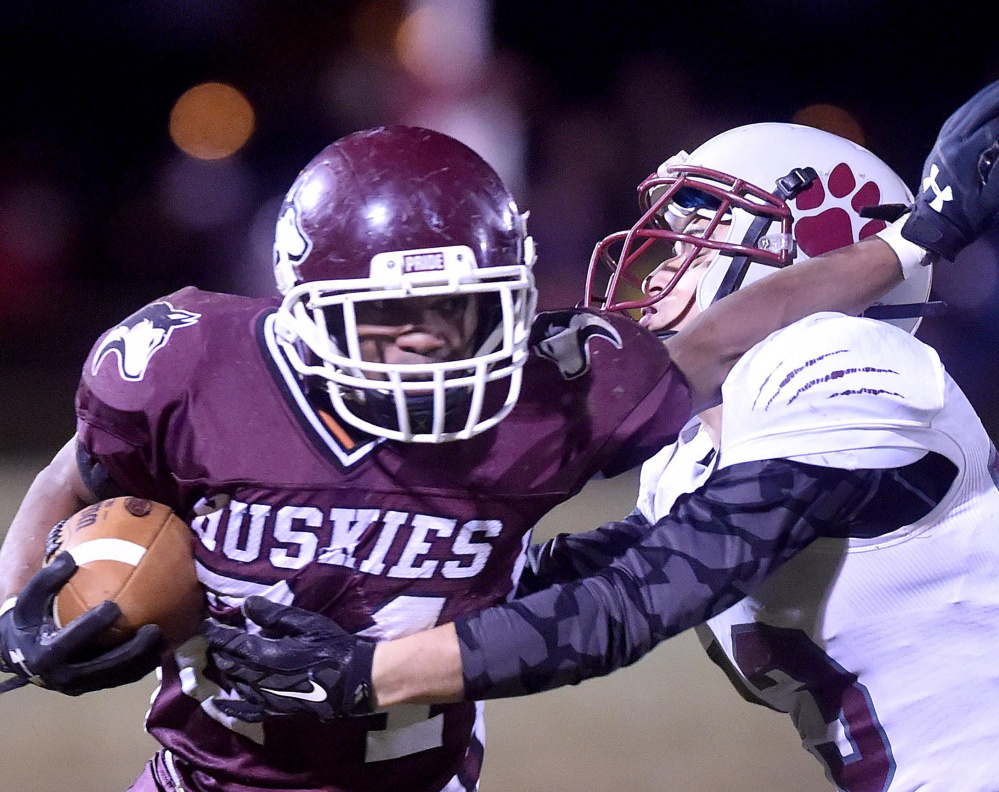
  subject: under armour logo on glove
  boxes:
[922,164,954,212]
[902,78,999,260]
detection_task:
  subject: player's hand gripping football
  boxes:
[902,78,999,260]
[205,596,376,722]
[0,553,165,695]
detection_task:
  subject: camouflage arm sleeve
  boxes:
[458,453,954,699]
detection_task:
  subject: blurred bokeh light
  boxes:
[792,103,866,146]
[169,82,255,160]
[396,1,490,89]
[0,0,996,454]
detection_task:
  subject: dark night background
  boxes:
[0,0,996,455]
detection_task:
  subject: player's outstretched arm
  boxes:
[371,448,952,708]
[666,229,920,412]
[377,458,846,705]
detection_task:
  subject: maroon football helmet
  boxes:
[273,126,537,443]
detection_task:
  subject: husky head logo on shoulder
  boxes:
[92,302,201,382]
[531,310,623,380]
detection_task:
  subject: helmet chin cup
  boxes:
[336,383,478,440]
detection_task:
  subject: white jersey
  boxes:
[637,313,999,792]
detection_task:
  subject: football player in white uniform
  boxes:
[543,120,999,789]
[206,82,999,792]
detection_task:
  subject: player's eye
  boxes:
[673,187,722,212]
[673,230,706,259]
[431,296,470,317]
[354,299,392,326]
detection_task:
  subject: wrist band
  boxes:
[876,216,933,279]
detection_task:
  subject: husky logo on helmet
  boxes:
[92,302,201,382]
[274,198,313,295]
[531,311,623,380]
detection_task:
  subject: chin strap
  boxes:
[709,167,819,305]
[864,207,945,322]
[862,301,947,320]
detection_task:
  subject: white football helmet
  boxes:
[585,122,932,334]
[273,126,537,443]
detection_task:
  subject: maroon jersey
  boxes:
[75,286,690,792]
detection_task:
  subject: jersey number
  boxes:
[362,595,447,763]
[730,623,895,792]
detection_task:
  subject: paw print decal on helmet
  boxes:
[794,162,888,258]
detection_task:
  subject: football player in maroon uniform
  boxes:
[0,115,948,792]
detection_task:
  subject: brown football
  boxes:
[45,497,204,647]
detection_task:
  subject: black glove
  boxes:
[902,79,999,260]
[205,596,376,723]
[0,553,165,696]
[516,535,578,597]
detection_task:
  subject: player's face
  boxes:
[638,215,729,333]
[354,295,480,377]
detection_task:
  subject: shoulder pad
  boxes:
[86,288,270,386]
[720,314,946,466]
[89,288,205,384]
[79,288,273,436]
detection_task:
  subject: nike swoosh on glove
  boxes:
[902,78,999,260]
[205,596,376,722]
[0,553,165,696]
